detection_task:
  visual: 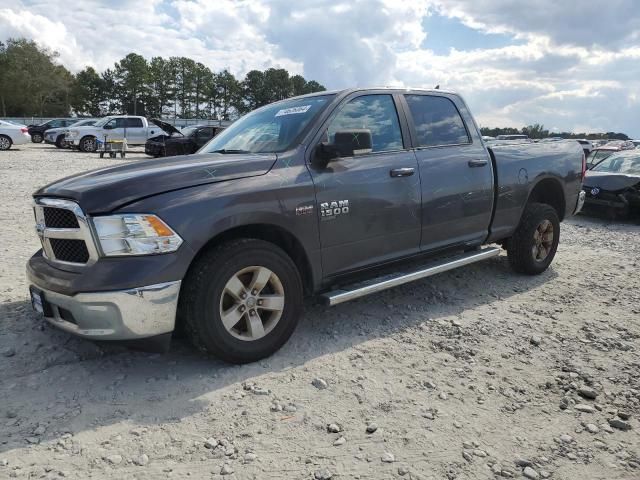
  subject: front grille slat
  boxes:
[36,199,95,266]
[49,239,90,263]
[44,207,79,229]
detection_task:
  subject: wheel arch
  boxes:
[525,176,566,221]
[186,223,316,296]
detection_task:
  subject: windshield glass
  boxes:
[93,117,112,127]
[181,127,197,136]
[592,152,640,174]
[71,119,95,127]
[201,94,334,154]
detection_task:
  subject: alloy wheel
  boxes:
[219,266,285,341]
[0,136,10,150]
[532,219,554,262]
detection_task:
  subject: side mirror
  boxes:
[312,129,373,167]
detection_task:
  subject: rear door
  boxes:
[402,93,494,252]
[308,93,422,276]
[124,117,146,144]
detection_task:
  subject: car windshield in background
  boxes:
[201,95,335,154]
[93,117,111,127]
[592,152,640,175]
[181,127,197,136]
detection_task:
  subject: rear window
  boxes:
[405,95,470,147]
[126,118,144,128]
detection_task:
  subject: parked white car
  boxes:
[66,116,169,152]
[0,120,31,150]
[44,119,98,148]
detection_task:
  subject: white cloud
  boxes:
[1,0,639,136]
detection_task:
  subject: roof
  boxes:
[289,86,458,101]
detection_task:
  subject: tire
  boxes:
[0,135,12,150]
[31,133,43,143]
[507,203,560,275]
[79,136,97,153]
[180,239,303,363]
[55,135,66,148]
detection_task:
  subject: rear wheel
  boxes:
[507,203,560,275]
[0,135,12,150]
[180,239,303,363]
[31,133,43,143]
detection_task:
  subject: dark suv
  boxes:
[28,119,78,143]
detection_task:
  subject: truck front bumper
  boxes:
[28,280,181,341]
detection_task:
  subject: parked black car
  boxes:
[28,119,78,143]
[145,120,225,157]
[583,149,640,218]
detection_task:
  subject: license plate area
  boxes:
[30,287,53,317]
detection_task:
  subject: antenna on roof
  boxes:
[435,84,440,90]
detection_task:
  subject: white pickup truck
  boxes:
[66,116,169,152]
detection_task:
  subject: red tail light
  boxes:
[21,128,28,133]
[581,153,586,182]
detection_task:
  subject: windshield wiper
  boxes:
[210,149,251,154]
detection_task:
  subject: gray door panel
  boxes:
[415,144,493,250]
[402,93,493,251]
[311,151,421,275]
[309,93,421,277]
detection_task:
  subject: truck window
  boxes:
[404,95,470,147]
[328,95,403,153]
[126,118,144,128]
[196,127,213,139]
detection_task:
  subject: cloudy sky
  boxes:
[1,0,639,136]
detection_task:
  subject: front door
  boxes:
[102,118,126,142]
[402,93,494,251]
[308,93,422,277]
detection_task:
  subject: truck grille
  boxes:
[50,239,90,263]
[43,207,79,228]
[33,198,98,266]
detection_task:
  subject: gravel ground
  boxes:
[0,143,639,480]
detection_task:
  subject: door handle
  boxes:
[390,167,415,177]
[468,159,488,168]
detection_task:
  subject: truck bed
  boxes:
[487,140,584,242]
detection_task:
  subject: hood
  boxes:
[34,153,277,213]
[584,171,640,192]
[150,118,182,136]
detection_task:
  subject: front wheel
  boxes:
[0,135,12,150]
[79,136,97,152]
[507,203,560,275]
[180,239,303,363]
[55,135,66,148]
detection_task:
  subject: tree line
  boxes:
[0,38,326,119]
[480,124,629,141]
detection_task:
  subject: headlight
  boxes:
[92,214,183,256]
[68,130,79,138]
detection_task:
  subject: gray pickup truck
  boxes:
[27,88,586,363]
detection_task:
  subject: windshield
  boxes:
[201,95,335,154]
[592,152,640,175]
[93,117,112,127]
[71,119,95,127]
[181,127,197,136]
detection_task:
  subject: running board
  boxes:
[321,247,501,306]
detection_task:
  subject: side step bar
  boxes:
[321,247,501,306]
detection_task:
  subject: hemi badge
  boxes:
[296,205,314,216]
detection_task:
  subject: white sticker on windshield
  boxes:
[275,105,311,117]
